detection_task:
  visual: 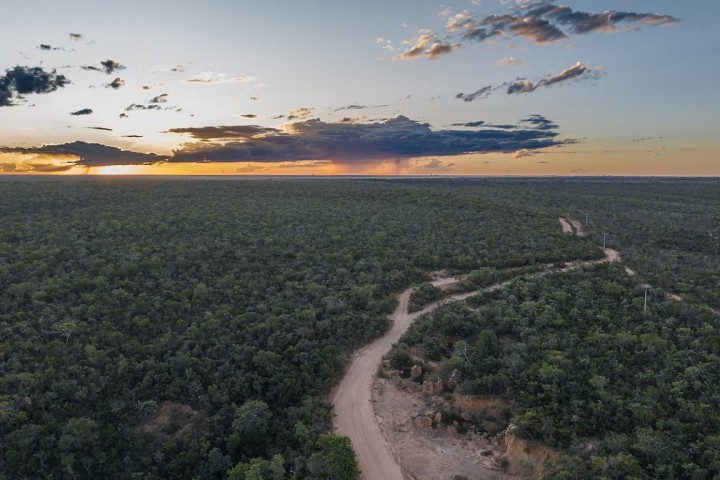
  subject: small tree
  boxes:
[317,433,360,480]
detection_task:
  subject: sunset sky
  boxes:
[0,0,717,176]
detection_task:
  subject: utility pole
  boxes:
[643,284,649,316]
[603,232,607,251]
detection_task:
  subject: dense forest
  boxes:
[398,262,720,478]
[388,178,720,479]
[0,178,603,479]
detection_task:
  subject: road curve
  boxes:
[333,242,620,479]
[332,280,491,480]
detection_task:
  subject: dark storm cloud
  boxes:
[0,141,166,167]
[0,66,70,107]
[70,108,93,115]
[167,115,565,164]
[455,85,494,102]
[107,77,125,89]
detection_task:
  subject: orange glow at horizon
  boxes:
[2,145,719,177]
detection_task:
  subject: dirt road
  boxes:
[333,221,619,480]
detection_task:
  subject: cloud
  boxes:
[150,93,168,104]
[142,83,163,90]
[70,108,93,115]
[125,104,162,111]
[236,164,271,173]
[0,66,70,107]
[425,41,460,59]
[107,77,125,89]
[335,104,390,112]
[513,149,537,158]
[396,34,459,60]
[455,85,494,102]
[166,115,566,165]
[527,3,678,35]
[397,2,677,59]
[507,61,602,94]
[541,61,595,86]
[69,33,83,41]
[86,126,113,131]
[451,121,485,127]
[38,44,64,51]
[287,107,313,121]
[0,141,166,167]
[396,34,434,60]
[416,158,455,170]
[164,125,277,141]
[458,61,602,100]
[0,162,18,172]
[240,114,257,118]
[507,79,536,94]
[125,93,181,113]
[497,56,521,65]
[184,72,255,84]
[122,134,143,138]
[101,60,125,75]
[336,104,367,111]
[336,116,368,124]
[520,114,558,130]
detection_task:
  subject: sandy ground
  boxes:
[333,217,623,480]
[373,377,516,480]
[558,217,573,234]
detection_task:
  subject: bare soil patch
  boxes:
[373,370,556,480]
[558,217,573,234]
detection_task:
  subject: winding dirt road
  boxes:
[333,219,619,479]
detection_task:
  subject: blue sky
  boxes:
[0,0,717,175]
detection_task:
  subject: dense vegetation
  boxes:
[389,177,720,479]
[400,262,720,478]
[0,178,599,479]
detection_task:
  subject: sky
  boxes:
[0,0,717,176]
